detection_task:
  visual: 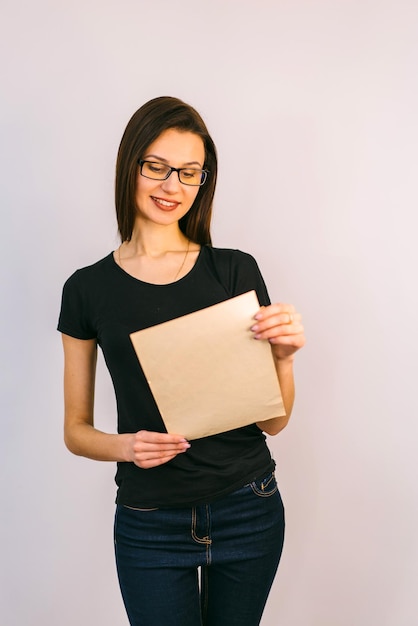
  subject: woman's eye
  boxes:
[182,170,198,179]
[148,163,164,173]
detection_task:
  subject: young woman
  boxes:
[58,96,305,626]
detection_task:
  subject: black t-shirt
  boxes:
[58,245,276,507]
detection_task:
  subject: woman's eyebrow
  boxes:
[143,153,203,167]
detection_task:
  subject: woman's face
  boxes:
[134,128,205,228]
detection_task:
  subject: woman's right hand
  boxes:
[126,431,191,469]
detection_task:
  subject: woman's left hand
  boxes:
[251,303,305,361]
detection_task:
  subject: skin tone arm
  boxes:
[251,303,305,436]
[62,334,190,469]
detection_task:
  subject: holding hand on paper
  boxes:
[251,303,305,435]
[127,430,191,469]
[252,303,305,361]
[130,291,294,441]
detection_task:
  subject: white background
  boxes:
[1,1,417,624]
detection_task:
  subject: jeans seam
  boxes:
[191,506,212,546]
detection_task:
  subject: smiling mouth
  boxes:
[151,196,179,210]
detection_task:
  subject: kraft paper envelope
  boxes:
[130,290,285,440]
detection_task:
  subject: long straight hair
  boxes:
[115,97,217,245]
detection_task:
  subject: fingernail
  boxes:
[251,324,259,331]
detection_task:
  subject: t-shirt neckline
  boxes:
[110,245,205,287]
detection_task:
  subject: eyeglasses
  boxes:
[138,160,209,186]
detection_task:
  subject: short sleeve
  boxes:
[57,271,97,340]
[206,247,271,307]
[229,251,271,307]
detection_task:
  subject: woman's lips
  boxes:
[151,196,180,211]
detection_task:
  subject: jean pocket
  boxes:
[249,472,278,498]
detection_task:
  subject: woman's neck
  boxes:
[127,223,188,258]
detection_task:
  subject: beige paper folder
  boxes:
[130,290,285,440]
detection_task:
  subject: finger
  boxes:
[133,441,191,456]
[252,312,301,332]
[132,431,190,452]
[134,452,180,469]
[133,438,190,450]
[133,442,190,463]
[273,311,300,325]
[254,303,296,320]
[268,332,306,347]
[253,304,299,330]
[254,321,304,342]
[137,430,188,444]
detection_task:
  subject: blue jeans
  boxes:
[114,472,285,626]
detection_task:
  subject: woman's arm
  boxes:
[251,304,305,435]
[62,334,190,468]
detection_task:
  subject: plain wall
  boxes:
[1,1,417,624]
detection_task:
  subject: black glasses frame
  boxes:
[138,160,209,186]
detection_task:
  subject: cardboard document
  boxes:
[130,290,285,440]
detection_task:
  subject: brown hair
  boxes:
[115,96,217,245]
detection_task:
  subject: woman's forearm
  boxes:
[257,356,295,436]
[64,419,191,469]
[64,420,134,462]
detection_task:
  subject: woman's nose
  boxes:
[160,170,182,193]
